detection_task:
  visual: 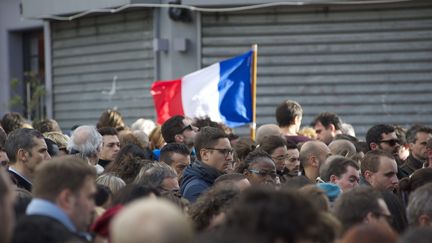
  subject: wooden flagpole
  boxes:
[250,44,258,141]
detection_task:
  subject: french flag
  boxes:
[151,50,253,127]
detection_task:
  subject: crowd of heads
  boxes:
[1,102,432,243]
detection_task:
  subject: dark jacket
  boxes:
[399,155,424,178]
[8,169,32,192]
[180,160,223,202]
[13,215,85,243]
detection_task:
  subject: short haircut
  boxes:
[214,173,247,185]
[161,115,185,143]
[111,198,193,243]
[0,127,7,151]
[275,100,303,127]
[285,140,298,150]
[32,156,96,202]
[257,135,286,155]
[67,125,102,160]
[236,149,274,173]
[360,150,394,176]
[406,125,432,144]
[5,128,44,163]
[96,173,126,195]
[365,124,395,150]
[134,163,177,191]
[1,112,26,134]
[194,126,228,161]
[399,168,432,195]
[160,143,190,165]
[311,112,342,130]
[98,127,118,136]
[333,187,383,234]
[320,155,359,182]
[32,119,61,134]
[406,183,432,226]
[255,124,280,145]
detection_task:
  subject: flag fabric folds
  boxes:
[151,50,253,127]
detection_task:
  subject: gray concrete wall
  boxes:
[0,0,42,117]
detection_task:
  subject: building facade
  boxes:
[15,0,432,137]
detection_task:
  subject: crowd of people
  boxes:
[1,100,432,243]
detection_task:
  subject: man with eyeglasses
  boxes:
[366,124,401,160]
[180,126,233,202]
[400,125,432,178]
[161,115,198,158]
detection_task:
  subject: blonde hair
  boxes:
[43,131,70,150]
[149,126,165,150]
[298,126,317,140]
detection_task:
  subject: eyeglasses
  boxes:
[248,169,277,179]
[379,139,400,146]
[205,148,234,158]
[373,212,393,223]
[178,124,193,134]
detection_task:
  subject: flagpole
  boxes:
[250,44,258,141]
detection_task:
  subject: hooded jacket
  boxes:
[180,160,223,202]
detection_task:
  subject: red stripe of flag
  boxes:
[150,79,184,124]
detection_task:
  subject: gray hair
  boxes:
[134,162,177,191]
[96,173,126,195]
[407,183,432,226]
[67,125,102,160]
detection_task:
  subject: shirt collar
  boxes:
[8,167,32,185]
[26,198,77,233]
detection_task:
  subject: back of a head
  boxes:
[311,112,342,130]
[299,140,327,167]
[134,163,177,191]
[399,168,432,195]
[5,128,43,163]
[1,112,26,134]
[131,118,156,136]
[194,126,227,161]
[275,100,302,127]
[161,115,185,143]
[328,139,357,160]
[258,135,286,155]
[67,125,102,158]
[43,132,70,152]
[333,187,382,234]
[255,124,281,144]
[224,187,320,243]
[32,156,96,201]
[96,173,126,195]
[340,224,397,243]
[0,168,14,243]
[111,198,193,243]
[399,227,432,243]
[96,109,126,131]
[233,137,256,163]
[406,182,432,226]
[32,119,61,134]
[366,124,395,150]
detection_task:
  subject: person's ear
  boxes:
[17,149,28,163]
[329,175,338,183]
[200,149,209,162]
[370,143,378,150]
[310,156,318,168]
[418,214,431,226]
[364,170,374,182]
[174,134,184,143]
[56,189,74,212]
[328,124,336,132]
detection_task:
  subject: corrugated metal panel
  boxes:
[51,10,154,130]
[201,1,432,138]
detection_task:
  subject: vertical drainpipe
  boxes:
[43,20,53,119]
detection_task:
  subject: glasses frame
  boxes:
[379,139,400,147]
[178,124,193,134]
[248,168,277,179]
[205,148,234,158]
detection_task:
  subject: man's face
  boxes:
[202,138,233,172]
[99,135,120,161]
[169,153,190,179]
[246,160,277,186]
[177,119,197,148]
[69,177,96,231]
[314,121,334,145]
[333,166,360,192]
[270,146,289,172]
[410,132,432,161]
[368,156,399,191]
[377,132,400,156]
[25,138,50,176]
[285,148,300,174]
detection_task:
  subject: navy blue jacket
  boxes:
[180,160,222,202]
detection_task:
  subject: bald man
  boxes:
[299,140,331,182]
